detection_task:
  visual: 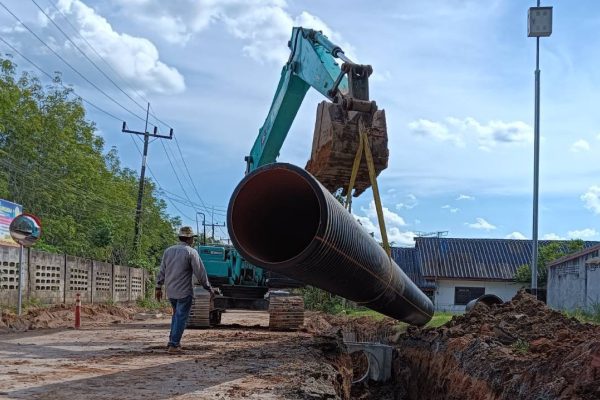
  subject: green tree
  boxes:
[0,57,177,270]
[515,239,585,287]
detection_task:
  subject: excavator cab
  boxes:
[305,63,388,197]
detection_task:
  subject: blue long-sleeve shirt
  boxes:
[156,241,211,299]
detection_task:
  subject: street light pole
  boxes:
[528,2,552,298]
[196,211,206,245]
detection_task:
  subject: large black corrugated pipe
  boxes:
[227,163,434,326]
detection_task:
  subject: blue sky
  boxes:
[1,0,599,245]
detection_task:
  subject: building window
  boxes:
[454,287,485,305]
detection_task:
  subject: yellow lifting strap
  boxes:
[345,118,391,257]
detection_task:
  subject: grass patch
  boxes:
[341,309,456,328]
[564,303,600,325]
[427,312,455,327]
[136,297,169,310]
[340,309,387,320]
[512,339,530,354]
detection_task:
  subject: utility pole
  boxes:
[196,212,206,246]
[528,2,552,298]
[204,221,226,243]
[122,103,173,252]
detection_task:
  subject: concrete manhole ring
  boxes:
[350,350,370,384]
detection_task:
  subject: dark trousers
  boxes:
[168,295,193,347]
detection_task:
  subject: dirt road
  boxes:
[0,311,349,400]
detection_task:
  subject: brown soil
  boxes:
[0,310,352,399]
[350,351,369,382]
[0,303,168,332]
[394,290,600,399]
[303,312,402,340]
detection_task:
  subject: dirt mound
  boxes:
[0,303,141,332]
[303,311,402,342]
[394,290,600,400]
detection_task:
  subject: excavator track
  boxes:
[187,288,222,328]
[268,296,304,331]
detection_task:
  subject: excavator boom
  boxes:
[245,27,388,196]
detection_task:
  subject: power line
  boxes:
[32,0,154,119]
[45,1,171,129]
[127,134,196,221]
[0,157,140,218]
[172,135,210,211]
[159,139,198,213]
[44,0,149,107]
[0,36,122,122]
[0,36,200,222]
[0,1,147,123]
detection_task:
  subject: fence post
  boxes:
[62,254,67,304]
[90,260,94,305]
[27,247,32,303]
[111,263,115,302]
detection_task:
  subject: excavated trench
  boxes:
[321,291,600,400]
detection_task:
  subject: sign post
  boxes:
[9,213,42,315]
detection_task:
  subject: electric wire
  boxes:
[0,36,123,123]
[44,0,151,111]
[127,134,195,221]
[0,1,147,124]
[1,1,223,224]
[31,0,154,118]
[159,139,198,214]
[172,135,210,211]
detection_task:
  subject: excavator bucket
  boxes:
[305,101,388,197]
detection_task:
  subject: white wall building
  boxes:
[393,238,600,313]
[547,244,600,312]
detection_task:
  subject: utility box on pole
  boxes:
[528,7,553,37]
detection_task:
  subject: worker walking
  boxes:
[156,226,213,353]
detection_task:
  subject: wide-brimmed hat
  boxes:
[178,226,196,238]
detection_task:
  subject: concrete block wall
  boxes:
[0,245,147,307]
[29,250,64,304]
[0,245,21,306]
[65,255,92,304]
[92,261,113,303]
[112,264,130,303]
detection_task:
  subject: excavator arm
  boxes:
[244,28,388,196]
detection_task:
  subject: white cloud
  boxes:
[408,117,532,150]
[115,0,351,64]
[396,194,418,209]
[570,139,591,153]
[505,231,527,240]
[465,217,496,231]
[581,186,600,214]
[441,204,459,213]
[407,119,464,147]
[456,194,475,201]
[354,201,415,246]
[567,228,598,239]
[542,233,564,240]
[55,0,185,94]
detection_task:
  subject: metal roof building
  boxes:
[392,238,600,312]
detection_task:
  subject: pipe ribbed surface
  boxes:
[227,163,434,326]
